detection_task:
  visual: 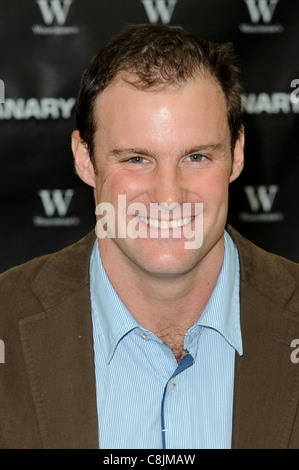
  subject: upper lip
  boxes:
[138,215,194,221]
[126,205,203,220]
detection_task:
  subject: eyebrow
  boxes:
[108,143,226,159]
[181,143,226,155]
[108,148,152,158]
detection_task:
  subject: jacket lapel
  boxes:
[19,284,99,449]
[229,226,299,449]
[18,232,99,449]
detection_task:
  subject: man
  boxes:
[0,24,299,449]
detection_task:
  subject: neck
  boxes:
[98,236,225,340]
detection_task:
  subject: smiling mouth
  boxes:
[137,215,194,229]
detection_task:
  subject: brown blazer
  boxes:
[0,225,299,449]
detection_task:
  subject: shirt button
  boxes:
[169,379,179,391]
[139,332,150,341]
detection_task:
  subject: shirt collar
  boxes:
[90,230,243,364]
[185,231,243,357]
[90,242,140,363]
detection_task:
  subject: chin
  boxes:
[133,251,202,277]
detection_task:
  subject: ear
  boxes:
[229,127,245,183]
[72,130,96,188]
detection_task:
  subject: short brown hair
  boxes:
[76,24,243,159]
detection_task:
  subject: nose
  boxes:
[149,164,187,206]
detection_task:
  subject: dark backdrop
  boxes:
[1,0,298,272]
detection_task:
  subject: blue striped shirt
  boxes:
[90,231,243,449]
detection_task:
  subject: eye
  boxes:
[128,156,147,164]
[187,154,206,163]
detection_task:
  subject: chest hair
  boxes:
[154,324,187,363]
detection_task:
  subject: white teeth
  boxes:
[160,220,169,228]
[139,216,147,225]
[138,216,193,229]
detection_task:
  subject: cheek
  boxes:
[96,170,149,203]
[189,170,230,203]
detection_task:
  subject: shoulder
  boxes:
[227,225,299,315]
[0,231,96,321]
[227,224,299,279]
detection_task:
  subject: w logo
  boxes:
[244,0,279,24]
[141,0,177,25]
[38,189,75,217]
[243,185,279,212]
[36,0,73,25]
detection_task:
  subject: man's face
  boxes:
[73,74,244,277]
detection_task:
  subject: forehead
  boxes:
[93,74,229,151]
